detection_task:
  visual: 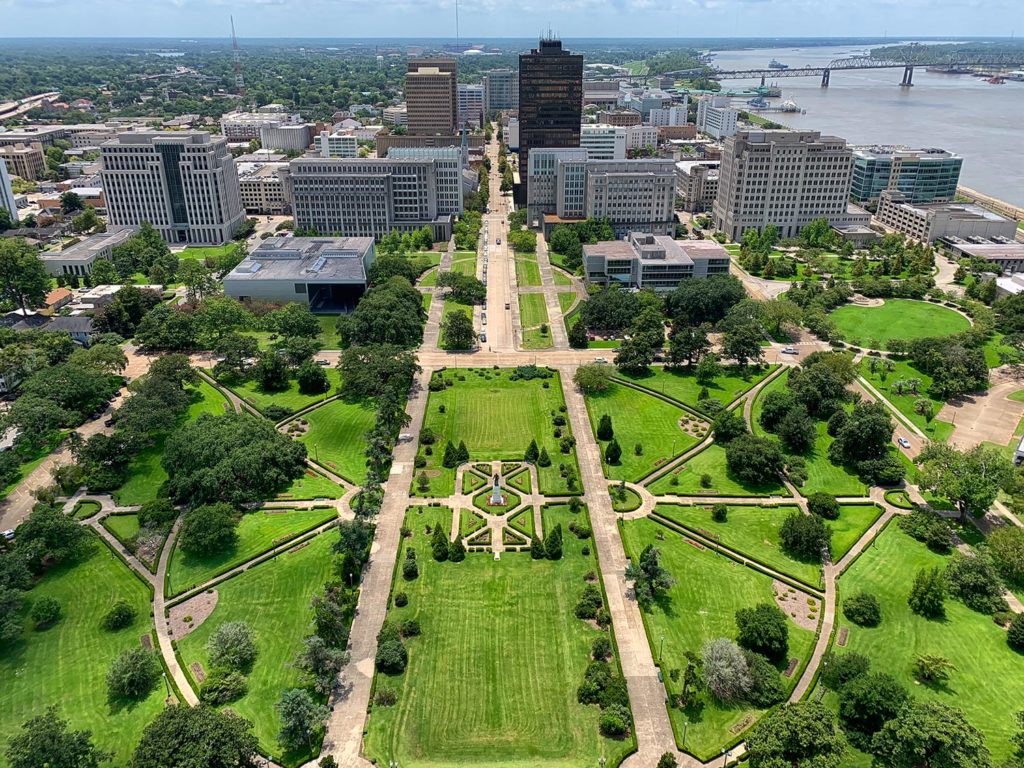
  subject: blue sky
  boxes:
[0,0,1017,39]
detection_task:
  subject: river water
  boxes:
[710,44,1024,207]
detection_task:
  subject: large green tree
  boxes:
[5,706,111,768]
[746,701,846,768]
[0,238,49,314]
[916,442,1015,522]
[870,701,990,768]
[131,705,260,768]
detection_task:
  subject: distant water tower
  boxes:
[377,55,384,69]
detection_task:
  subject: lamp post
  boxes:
[598,758,606,768]
[682,718,688,746]
[162,672,169,698]
[659,634,665,662]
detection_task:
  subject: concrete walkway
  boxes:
[535,233,570,349]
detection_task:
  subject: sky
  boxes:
[0,0,1018,39]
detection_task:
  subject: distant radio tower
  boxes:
[231,15,245,97]
[455,0,460,48]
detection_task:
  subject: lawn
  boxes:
[838,524,1024,761]
[620,518,817,760]
[553,270,573,287]
[415,368,581,497]
[519,293,549,328]
[829,504,883,561]
[655,504,823,587]
[646,444,787,498]
[296,395,378,483]
[166,506,335,596]
[516,256,543,287]
[364,505,634,768]
[114,380,231,505]
[616,365,775,413]
[176,532,336,767]
[0,536,164,766]
[585,382,702,482]
[558,292,577,313]
[103,513,141,546]
[858,359,954,441]
[419,268,439,287]
[0,437,60,501]
[73,499,103,519]
[276,468,344,501]
[829,299,970,347]
[450,253,478,277]
[231,367,341,417]
[314,314,341,350]
[178,244,238,262]
[421,292,433,312]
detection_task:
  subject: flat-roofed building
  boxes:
[483,68,519,112]
[0,161,17,225]
[315,131,359,158]
[527,148,588,223]
[626,124,660,152]
[580,124,626,161]
[584,232,730,291]
[696,95,738,139]
[406,58,458,136]
[876,190,1019,243]
[38,225,138,277]
[221,104,301,141]
[237,162,290,215]
[676,160,720,213]
[259,123,313,152]
[598,109,641,127]
[585,159,676,236]
[383,105,408,127]
[101,131,245,245]
[457,84,484,129]
[224,236,375,312]
[648,102,689,127]
[850,146,962,204]
[0,143,45,181]
[946,240,1024,275]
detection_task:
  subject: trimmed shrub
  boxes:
[843,592,881,627]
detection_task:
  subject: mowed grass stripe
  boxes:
[297,396,378,483]
[519,293,549,328]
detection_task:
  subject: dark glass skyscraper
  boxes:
[517,37,583,204]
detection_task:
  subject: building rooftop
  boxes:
[42,226,137,264]
[896,197,1010,223]
[228,237,374,283]
[584,233,730,264]
[947,241,1024,262]
[852,145,960,162]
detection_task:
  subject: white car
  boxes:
[897,437,911,449]
[1,530,14,542]
[594,357,608,364]
[781,347,799,355]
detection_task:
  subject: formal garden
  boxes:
[827,299,972,348]
[363,504,636,768]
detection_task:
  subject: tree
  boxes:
[339,344,419,399]
[744,649,787,707]
[625,544,675,607]
[545,523,563,560]
[102,599,137,631]
[442,308,476,350]
[746,701,846,768]
[870,701,990,768]
[134,304,199,350]
[916,442,1014,522]
[700,638,751,703]
[4,394,71,451]
[431,523,449,561]
[829,401,895,465]
[71,206,100,234]
[665,274,746,326]
[178,503,239,556]
[914,654,956,684]
[945,552,1007,614]
[712,409,747,443]
[568,318,589,348]
[761,299,803,339]
[820,651,870,691]
[694,352,722,385]
[614,335,657,374]
[725,435,785,485]
[0,238,50,314]
[908,566,946,618]
[807,492,840,520]
[207,621,258,672]
[656,753,678,768]
[296,360,331,395]
[721,318,765,369]
[294,635,349,695]
[177,260,216,303]
[276,688,329,751]
[735,603,789,663]
[776,404,816,454]
[838,672,909,747]
[345,277,424,349]
[597,413,614,441]
[605,438,622,464]
[195,297,251,344]
[988,526,1024,588]
[574,363,613,393]
[131,705,260,768]
[668,322,711,367]
[6,706,111,768]
[106,647,161,699]
[14,503,90,572]
[60,191,84,214]
[273,302,320,338]
[842,592,881,627]
[30,595,61,627]
[779,512,831,561]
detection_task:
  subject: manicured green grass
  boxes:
[585,382,701,482]
[314,314,340,350]
[508,468,532,494]
[859,359,954,441]
[473,486,521,516]
[73,499,103,519]
[646,444,787,497]
[276,468,344,501]
[176,533,336,767]
[983,332,1019,368]
[839,524,1024,761]
[610,486,642,512]
[558,292,577,313]
[421,292,433,312]
[620,518,816,760]
[296,396,378,483]
[450,256,477,277]
[114,381,230,505]
[462,469,488,495]
[655,504,823,587]
[364,505,634,768]
[459,508,486,539]
[617,365,775,412]
[179,244,238,262]
[419,268,439,287]
[516,256,543,287]
[553,270,573,287]
[509,507,535,538]
[103,513,141,546]
[0,436,62,500]
[167,507,335,596]
[829,504,883,561]
[522,325,554,350]
[231,368,341,417]
[829,299,970,347]
[519,293,549,328]
[415,368,581,497]
[0,536,164,766]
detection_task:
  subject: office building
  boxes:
[0,144,46,181]
[405,58,458,135]
[237,161,290,215]
[584,232,731,291]
[714,129,870,241]
[518,37,584,202]
[389,147,464,215]
[850,146,963,204]
[527,148,589,223]
[875,190,1018,243]
[648,101,689,127]
[315,131,359,158]
[0,124,119,149]
[676,160,720,213]
[101,131,245,245]
[626,124,660,151]
[383,105,408,127]
[483,68,519,113]
[696,95,738,139]
[285,155,458,242]
[0,161,17,225]
[259,123,313,152]
[583,81,622,109]
[580,124,627,161]
[39,225,137,277]
[221,104,302,141]
[375,132,485,157]
[598,109,642,127]
[505,118,520,152]
[224,236,375,311]
[457,84,485,129]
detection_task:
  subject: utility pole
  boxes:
[231,15,245,98]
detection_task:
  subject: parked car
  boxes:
[594,357,607,364]
[781,347,799,355]
[1,530,14,542]
[316,359,330,366]
[479,332,487,343]
[496,238,501,244]
[504,303,510,310]
[898,436,911,449]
